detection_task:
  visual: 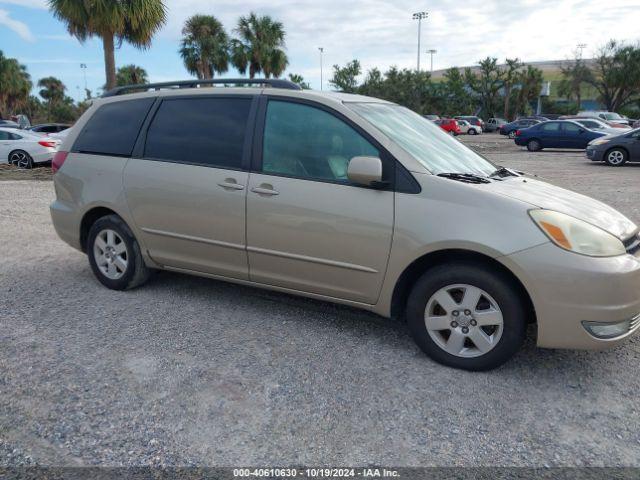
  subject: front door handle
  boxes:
[217,178,245,191]
[251,184,279,196]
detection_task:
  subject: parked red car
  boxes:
[435,118,461,136]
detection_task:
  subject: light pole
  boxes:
[576,43,587,59]
[80,63,87,95]
[426,49,437,73]
[412,12,428,71]
[318,47,324,90]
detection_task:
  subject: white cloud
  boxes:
[0,0,46,8]
[0,8,35,42]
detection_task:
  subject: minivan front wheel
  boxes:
[87,214,150,290]
[406,263,527,371]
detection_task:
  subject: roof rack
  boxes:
[101,78,302,97]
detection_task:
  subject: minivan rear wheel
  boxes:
[406,263,527,371]
[87,214,150,290]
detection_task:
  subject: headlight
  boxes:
[529,210,625,257]
[589,138,610,146]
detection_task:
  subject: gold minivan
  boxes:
[50,79,640,370]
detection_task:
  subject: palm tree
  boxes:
[180,15,229,80]
[502,58,522,120]
[558,57,591,110]
[288,73,309,89]
[0,51,32,118]
[47,0,167,91]
[38,76,66,121]
[116,64,149,86]
[230,12,288,79]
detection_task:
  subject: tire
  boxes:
[406,263,527,371]
[527,139,541,152]
[508,130,517,139]
[448,130,455,136]
[87,214,150,290]
[468,128,477,135]
[9,150,33,169]
[604,148,628,167]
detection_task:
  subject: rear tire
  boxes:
[527,139,541,152]
[604,148,627,167]
[87,214,150,290]
[406,263,527,371]
[508,130,517,139]
[468,128,477,135]
[9,150,33,169]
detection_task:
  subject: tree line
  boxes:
[329,40,640,120]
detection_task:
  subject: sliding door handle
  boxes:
[251,185,279,196]
[217,179,245,191]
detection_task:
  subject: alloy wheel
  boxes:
[607,150,625,165]
[93,229,128,280]
[424,284,504,358]
[9,151,32,168]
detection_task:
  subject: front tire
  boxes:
[604,148,627,167]
[87,214,150,290]
[508,130,517,139]
[406,263,527,371]
[468,128,477,135]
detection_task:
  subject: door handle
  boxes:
[217,179,245,191]
[251,184,279,196]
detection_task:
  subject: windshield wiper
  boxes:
[489,166,519,178]
[436,172,491,184]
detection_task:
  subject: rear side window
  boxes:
[541,122,560,132]
[144,97,252,169]
[74,98,154,156]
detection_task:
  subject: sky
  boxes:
[1,0,639,101]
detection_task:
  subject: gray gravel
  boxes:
[1,136,640,467]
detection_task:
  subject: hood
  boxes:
[482,176,637,239]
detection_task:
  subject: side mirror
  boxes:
[347,156,383,186]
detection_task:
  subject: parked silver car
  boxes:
[50,79,640,371]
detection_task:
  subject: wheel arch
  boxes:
[390,248,536,325]
[79,206,120,252]
[604,145,629,159]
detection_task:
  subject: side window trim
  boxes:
[251,95,420,193]
[134,93,259,172]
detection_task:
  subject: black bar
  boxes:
[102,78,302,97]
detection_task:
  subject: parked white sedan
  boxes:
[573,118,631,136]
[457,119,482,135]
[0,127,59,168]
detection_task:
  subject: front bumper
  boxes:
[585,146,605,161]
[499,242,640,349]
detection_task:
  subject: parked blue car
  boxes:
[514,120,606,151]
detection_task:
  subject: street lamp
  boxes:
[426,49,437,73]
[80,63,87,94]
[318,47,324,91]
[576,43,587,59]
[412,11,428,71]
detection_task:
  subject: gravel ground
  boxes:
[1,135,640,468]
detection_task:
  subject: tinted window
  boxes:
[563,122,581,133]
[0,131,9,140]
[74,98,154,156]
[144,97,251,169]
[9,133,22,140]
[263,100,379,182]
[541,122,561,132]
[579,120,597,128]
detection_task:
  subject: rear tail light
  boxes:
[52,151,68,173]
[515,130,521,136]
[38,139,57,148]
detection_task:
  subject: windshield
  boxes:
[348,102,496,176]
